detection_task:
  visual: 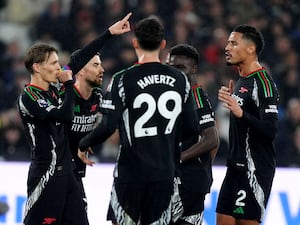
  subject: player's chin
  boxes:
[91,81,101,87]
[226,60,234,66]
[52,78,59,83]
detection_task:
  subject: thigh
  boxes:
[216,213,236,225]
[24,175,67,225]
[63,174,89,225]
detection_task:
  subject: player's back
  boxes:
[108,62,192,182]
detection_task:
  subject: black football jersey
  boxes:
[227,68,279,176]
[180,85,215,193]
[18,83,75,177]
[62,86,103,177]
[100,62,198,182]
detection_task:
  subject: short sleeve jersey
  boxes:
[227,68,279,176]
[101,62,198,182]
[18,84,74,177]
[180,86,215,193]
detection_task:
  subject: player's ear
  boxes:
[160,39,166,50]
[247,44,256,55]
[192,64,197,74]
[32,63,40,74]
[132,38,139,49]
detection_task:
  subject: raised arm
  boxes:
[68,12,132,75]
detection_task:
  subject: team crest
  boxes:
[239,87,248,93]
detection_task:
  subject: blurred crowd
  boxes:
[0,0,299,167]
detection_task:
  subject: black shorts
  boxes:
[24,172,88,225]
[216,167,274,222]
[171,176,205,225]
[108,179,174,225]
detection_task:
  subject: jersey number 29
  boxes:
[133,91,182,138]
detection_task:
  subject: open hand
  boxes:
[77,147,95,166]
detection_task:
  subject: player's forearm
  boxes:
[242,111,278,140]
[46,80,75,122]
[181,126,219,162]
[78,114,117,151]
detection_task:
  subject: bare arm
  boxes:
[181,126,219,162]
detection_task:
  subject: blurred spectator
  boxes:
[278,67,300,109]
[32,0,72,51]
[0,39,25,96]
[68,0,100,51]
[287,126,300,167]
[4,0,47,25]
[0,124,30,161]
[275,98,300,167]
[0,0,300,165]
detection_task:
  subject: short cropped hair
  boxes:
[169,44,199,65]
[134,16,164,51]
[24,44,58,74]
[233,24,265,56]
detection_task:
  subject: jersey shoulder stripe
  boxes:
[247,69,274,98]
[192,86,204,108]
[72,86,82,98]
[257,70,273,98]
[24,86,42,101]
[112,63,141,78]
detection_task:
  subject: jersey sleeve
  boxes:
[243,75,279,140]
[181,90,200,137]
[19,81,75,123]
[67,29,112,75]
[192,87,215,130]
[100,74,124,115]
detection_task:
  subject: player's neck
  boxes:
[189,74,198,86]
[137,51,160,64]
[75,81,92,99]
[30,74,50,90]
[238,60,262,77]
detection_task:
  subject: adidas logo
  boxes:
[233,206,244,214]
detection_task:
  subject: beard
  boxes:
[87,79,101,88]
